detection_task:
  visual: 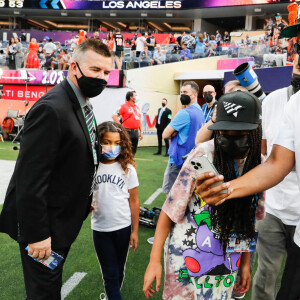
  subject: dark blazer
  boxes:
[0,79,100,249]
[155,107,172,131]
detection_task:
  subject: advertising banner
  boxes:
[0,69,123,101]
[1,0,298,10]
[0,70,123,87]
[1,85,52,101]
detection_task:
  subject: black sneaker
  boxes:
[231,290,245,299]
[164,153,169,157]
[153,152,161,155]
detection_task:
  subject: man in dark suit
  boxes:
[154,98,172,156]
[0,38,112,299]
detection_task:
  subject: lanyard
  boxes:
[77,99,97,145]
[204,104,214,122]
[233,160,238,177]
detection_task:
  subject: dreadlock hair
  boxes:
[211,125,262,254]
[97,121,136,173]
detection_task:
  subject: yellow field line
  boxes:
[135,158,153,161]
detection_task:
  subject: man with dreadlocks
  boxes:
[143,91,264,300]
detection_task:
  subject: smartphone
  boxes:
[25,246,64,270]
[190,155,228,194]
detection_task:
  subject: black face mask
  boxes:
[180,94,191,106]
[204,93,213,103]
[291,73,300,94]
[162,103,166,107]
[216,134,250,158]
[75,63,107,98]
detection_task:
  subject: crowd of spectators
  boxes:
[0,14,294,71]
[0,35,72,71]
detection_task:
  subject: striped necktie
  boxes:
[83,103,97,196]
[83,104,95,143]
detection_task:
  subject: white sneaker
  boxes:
[147,237,154,244]
[100,293,107,300]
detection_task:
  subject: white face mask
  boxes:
[134,97,140,103]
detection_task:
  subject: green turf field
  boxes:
[0,142,285,299]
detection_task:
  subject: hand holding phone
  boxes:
[190,155,228,194]
[25,246,64,270]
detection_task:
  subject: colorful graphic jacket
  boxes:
[162,140,265,300]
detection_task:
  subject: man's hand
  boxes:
[28,237,51,260]
[139,132,143,140]
[195,172,232,206]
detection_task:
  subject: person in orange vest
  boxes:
[77,30,86,45]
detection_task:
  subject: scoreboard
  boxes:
[1,0,299,10]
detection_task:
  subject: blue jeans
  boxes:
[93,226,131,300]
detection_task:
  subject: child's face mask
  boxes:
[101,145,121,160]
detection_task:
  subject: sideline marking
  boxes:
[61,272,87,299]
[144,188,163,205]
[135,158,153,161]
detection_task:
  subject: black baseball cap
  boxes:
[208,91,262,131]
[275,13,282,17]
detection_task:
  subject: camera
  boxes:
[139,206,161,227]
[233,62,266,101]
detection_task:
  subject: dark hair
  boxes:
[126,90,136,101]
[141,32,145,36]
[183,81,199,94]
[75,38,112,59]
[115,28,121,33]
[211,125,262,254]
[97,121,136,173]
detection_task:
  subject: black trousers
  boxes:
[276,240,300,300]
[93,226,131,300]
[157,128,169,154]
[19,243,70,300]
[126,129,139,155]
